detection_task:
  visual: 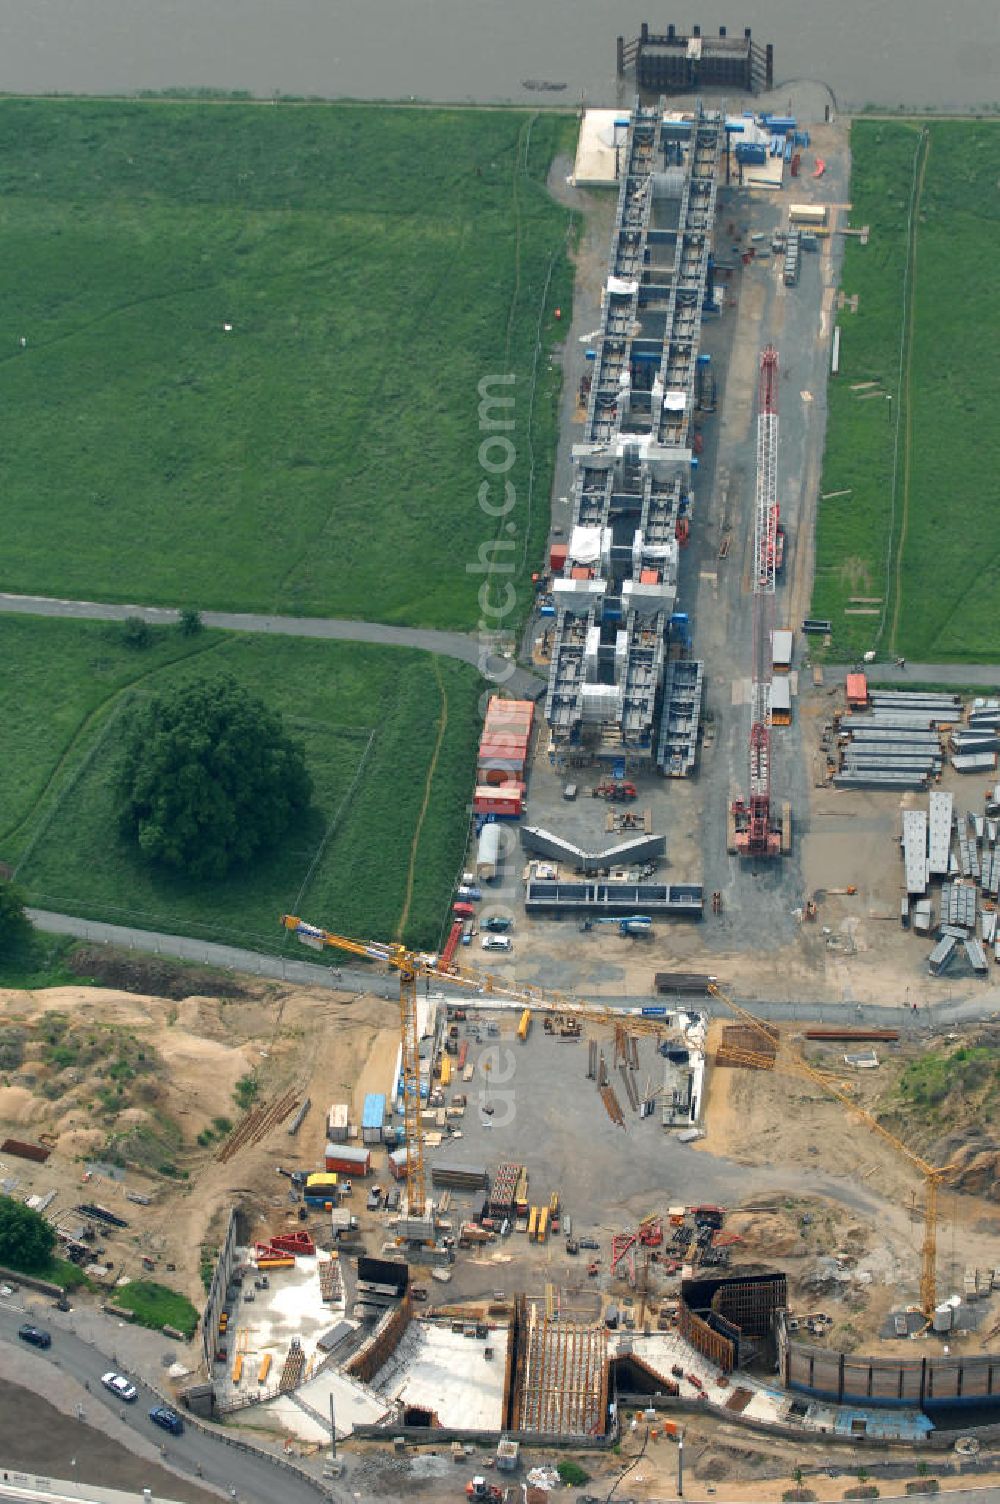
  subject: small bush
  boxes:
[178,607,203,636]
[557,1461,590,1487]
[121,615,153,650]
[233,1072,259,1111]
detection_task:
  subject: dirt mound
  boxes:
[726,1208,808,1258]
[943,1140,1000,1200]
[69,944,253,1001]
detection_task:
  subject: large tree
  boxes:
[118,676,312,881]
[0,881,32,958]
[0,1194,55,1271]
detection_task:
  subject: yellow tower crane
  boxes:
[707,983,955,1315]
[280,914,694,1224]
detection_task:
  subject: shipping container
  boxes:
[324,1142,371,1176]
[304,1172,339,1206]
[845,672,868,709]
[517,1008,532,1042]
[326,1103,349,1143]
[457,1041,469,1069]
[362,1093,386,1145]
[788,203,828,226]
[388,1147,409,1181]
[473,786,524,817]
[549,543,569,573]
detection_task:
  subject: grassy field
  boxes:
[0,100,574,630]
[811,120,1000,661]
[1,616,480,951]
[112,1280,200,1337]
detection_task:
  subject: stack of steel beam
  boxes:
[941,883,977,929]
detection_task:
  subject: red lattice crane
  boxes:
[729,347,789,860]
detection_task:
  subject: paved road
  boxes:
[824,660,1000,687]
[0,1299,333,1503]
[0,591,546,698]
[28,907,1000,1029]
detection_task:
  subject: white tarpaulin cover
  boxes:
[606,275,639,297]
[569,524,603,564]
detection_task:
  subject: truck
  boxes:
[592,780,637,802]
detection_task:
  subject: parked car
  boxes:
[149,1405,183,1436]
[481,935,512,953]
[482,916,513,933]
[101,1372,138,1402]
[17,1324,51,1349]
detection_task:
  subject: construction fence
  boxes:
[780,1325,1000,1412]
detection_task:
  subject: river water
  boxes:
[2,0,999,112]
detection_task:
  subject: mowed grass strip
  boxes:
[2,618,480,951]
[812,120,1000,662]
[0,100,575,629]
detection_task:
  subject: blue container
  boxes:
[362,1094,386,1132]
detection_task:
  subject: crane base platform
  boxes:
[727,798,791,859]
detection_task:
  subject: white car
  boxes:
[102,1371,138,1402]
[481,935,512,952]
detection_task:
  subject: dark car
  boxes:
[18,1323,52,1349]
[149,1405,184,1436]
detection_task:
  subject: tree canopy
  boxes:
[0,1194,55,1272]
[117,676,312,881]
[0,881,32,958]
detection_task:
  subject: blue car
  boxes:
[149,1405,184,1436]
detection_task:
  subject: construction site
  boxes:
[6,66,1000,1504]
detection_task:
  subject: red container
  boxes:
[570,566,593,580]
[453,901,475,918]
[640,568,660,584]
[845,672,868,708]
[549,544,568,573]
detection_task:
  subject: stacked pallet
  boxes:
[319,1258,343,1303]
